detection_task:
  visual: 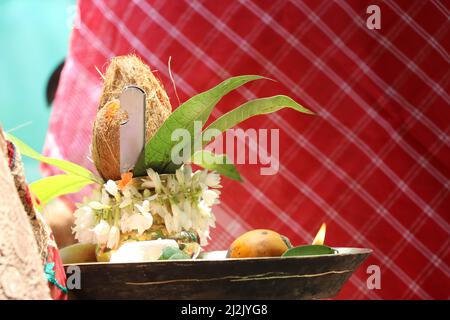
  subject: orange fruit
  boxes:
[227,229,290,258]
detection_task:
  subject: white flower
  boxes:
[196,228,211,246]
[119,196,133,209]
[181,201,193,230]
[141,178,155,189]
[202,189,220,206]
[119,213,131,233]
[167,176,179,194]
[164,213,175,234]
[126,213,153,235]
[176,165,192,187]
[105,180,119,197]
[107,226,120,249]
[123,184,139,198]
[75,164,220,249]
[198,200,212,218]
[150,201,169,218]
[74,206,95,228]
[204,171,221,188]
[93,220,111,245]
[117,201,154,235]
[88,201,108,210]
[194,201,216,245]
[73,226,96,244]
[101,188,111,205]
[147,168,162,192]
[135,200,150,214]
[171,203,187,231]
[175,168,185,186]
[73,206,96,244]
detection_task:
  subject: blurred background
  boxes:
[0,0,75,181]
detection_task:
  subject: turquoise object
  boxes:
[0,0,75,181]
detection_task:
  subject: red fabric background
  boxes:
[43,0,450,299]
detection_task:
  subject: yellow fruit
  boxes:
[95,246,113,263]
[59,243,97,264]
[227,229,290,258]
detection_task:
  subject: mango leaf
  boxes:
[5,133,102,184]
[282,245,336,257]
[29,174,95,206]
[191,150,242,182]
[133,75,266,176]
[203,95,314,146]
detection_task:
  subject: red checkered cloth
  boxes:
[43,0,450,299]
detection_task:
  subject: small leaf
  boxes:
[29,174,94,206]
[168,253,190,260]
[5,133,102,184]
[134,75,266,176]
[203,95,313,146]
[158,247,190,260]
[282,245,336,257]
[191,150,242,181]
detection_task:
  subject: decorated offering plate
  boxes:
[10,55,372,300]
[64,247,371,300]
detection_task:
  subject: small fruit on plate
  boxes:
[158,246,190,260]
[227,229,291,258]
[60,243,97,264]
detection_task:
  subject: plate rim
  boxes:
[63,247,372,267]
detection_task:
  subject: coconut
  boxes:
[92,100,125,181]
[92,55,172,180]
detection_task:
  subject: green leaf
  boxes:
[282,245,336,257]
[29,174,94,206]
[191,150,242,181]
[5,133,102,184]
[168,253,191,260]
[158,247,190,260]
[203,95,313,146]
[133,75,266,176]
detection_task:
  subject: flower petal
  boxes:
[105,180,119,197]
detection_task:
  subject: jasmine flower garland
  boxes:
[72,165,221,250]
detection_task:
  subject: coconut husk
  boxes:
[92,55,172,180]
[92,100,126,181]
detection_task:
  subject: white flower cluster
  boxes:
[73,165,221,249]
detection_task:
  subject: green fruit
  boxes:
[158,246,190,260]
[158,247,181,260]
[168,252,190,260]
[95,246,113,262]
[60,243,97,264]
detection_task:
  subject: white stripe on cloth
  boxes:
[385,0,450,62]
[337,0,450,103]
[292,0,449,149]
